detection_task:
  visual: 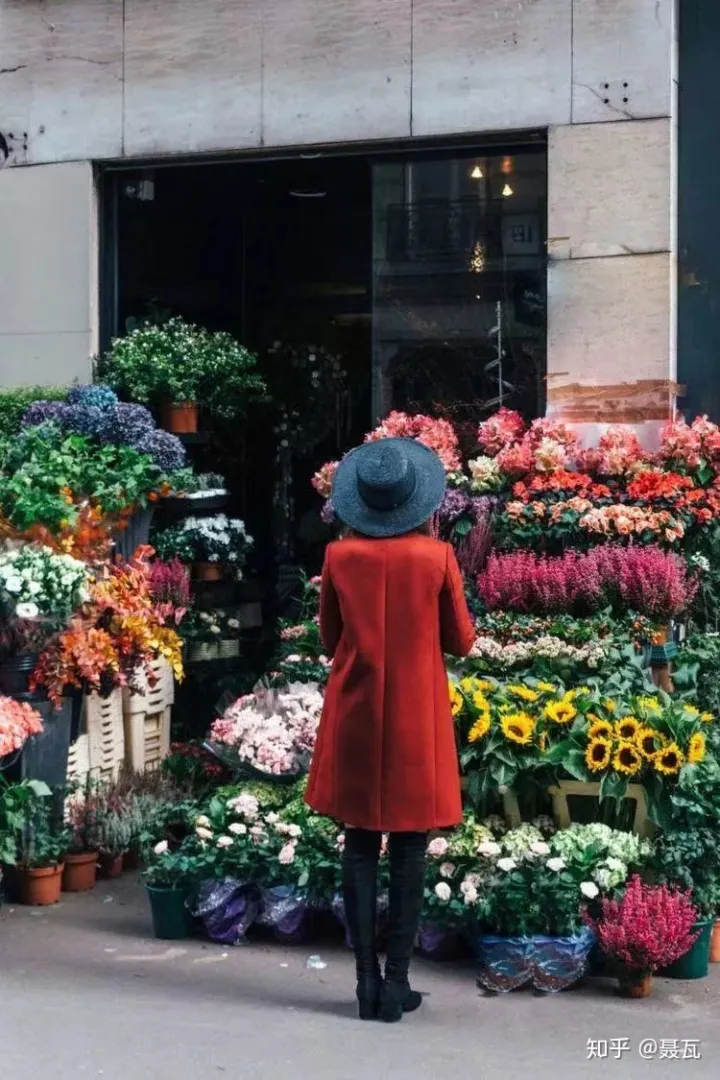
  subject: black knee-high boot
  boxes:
[342,828,382,1019]
[380,831,427,1023]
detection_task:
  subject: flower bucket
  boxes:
[418,924,461,960]
[194,562,225,583]
[0,652,38,697]
[192,880,261,944]
[162,401,198,434]
[659,919,713,980]
[188,642,222,663]
[710,919,720,963]
[20,864,64,906]
[112,507,154,563]
[62,851,98,893]
[145,885,194,940]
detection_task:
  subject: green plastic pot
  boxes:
[145,885,193,940]
[660,919,713,980]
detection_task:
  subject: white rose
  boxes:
[196,826,213,840]
[434,882,452,902]
[287,824,302,839]
[228,823,247,836]
[265,812,280,825]
[478,841,502,858]
[546,857,566,873]
[4,576,23,594]
[462,885,478,905]
[497,857,517,873]
[153,840,168,855]
[216,836,234,848]
[15,602,39,619]
[439,862,455,879]
[580,881,599,899]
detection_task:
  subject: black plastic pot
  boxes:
[3,698,73,823]
[0,653,38,698]
[112,506,154,562]
[161,493,229,517]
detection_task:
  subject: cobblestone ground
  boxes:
[1,875,717,1080]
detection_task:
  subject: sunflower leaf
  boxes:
[563,748,590,782]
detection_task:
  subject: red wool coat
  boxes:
[305,534,475,832]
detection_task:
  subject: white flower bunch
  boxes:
[171,514,253,563]
[500,824,545,857]
[0,543,90,620]
[467,455,504,493]
[469,634,607,670]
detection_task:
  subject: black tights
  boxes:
[342,828,427,986]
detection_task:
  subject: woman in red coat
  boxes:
[305,437,475,1022]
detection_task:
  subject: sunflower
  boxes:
[472,690,490,712]
[637,696,661,713]
[684,705,700,718]
[468,712,491,743]
[566,686,591,700]
[688,732,706,765]
[507,684,540,703]
[501,712,536,746]
[636,726,662,759]
[537,681,557,694]
[460,677,477,693]
[701,712,715,723]
[474,679,496,693]
[544,700,577,725]
[654,743,685,776]
[450,688,464,716]
[603,699,617,713]
[585,737,612,773]
[588,718,614,740]
[613,741,643,776]
[615,716,641,741]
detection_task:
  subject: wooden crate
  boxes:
[122,660,173,772]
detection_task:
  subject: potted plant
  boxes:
[586,875,699,997]
[96,804,133,879]
[180,609,243,663]
[96,317,267,434]
[652,827,718,979]
[63,777,101,892]
[6,784,71,906]
[162,473,229,516]
[152,515,253,583]
[141,838,199,939]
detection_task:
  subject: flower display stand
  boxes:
[547,780,652,838]
[66,733,91,785]
[122,659,174,771]
[65,691,125,786]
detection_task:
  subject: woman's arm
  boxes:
[319,546,343,656]
[439,544,475,657]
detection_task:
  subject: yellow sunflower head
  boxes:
[637,696,661,714]
[474,679,496,694]
[565,687,591,701]
[460,677,477,693]
[537,682,557,694]
[585,737,612,773]
[613,741,643,776]
[688,732,707,765]
[603,699,617,714]
[654,743,685,776]
[684,705,700,718]
[636,726,662,759]
[468,712,491,743]
[545,700,578,726]
[507,684,540,703]
[501,712,536,746]
[472,690,490,712]
[701,712,715,724]
[588,717,614,740]
[450,689,464,716]
[616,716,641,741]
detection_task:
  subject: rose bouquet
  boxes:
[209,683,323,780]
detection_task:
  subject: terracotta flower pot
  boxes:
[710,920,720,963]
[618,972,653,999]
[162,401,198,434]
[99,852,125,880]
[62,851,98,893]
[193,562,225,582]
[20,864,64,906]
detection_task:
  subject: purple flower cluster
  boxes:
[22,384,185,475]
[320,498,337,526]
[438,487,471,526]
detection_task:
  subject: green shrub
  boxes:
[0,385,68,436]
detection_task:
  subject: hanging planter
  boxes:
[161,401,198,435]
[20,864,64,906]
[62,851,99,893]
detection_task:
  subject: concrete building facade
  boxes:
[0,0,678,432]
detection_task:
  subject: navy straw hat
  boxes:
[331,437,446,538]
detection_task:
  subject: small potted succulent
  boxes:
[587,875,699,997]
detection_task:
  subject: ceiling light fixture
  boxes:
[502,183,514,197]
[289,189,327,198]
[470,164,483,180]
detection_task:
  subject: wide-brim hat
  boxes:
[331,437,446,538]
